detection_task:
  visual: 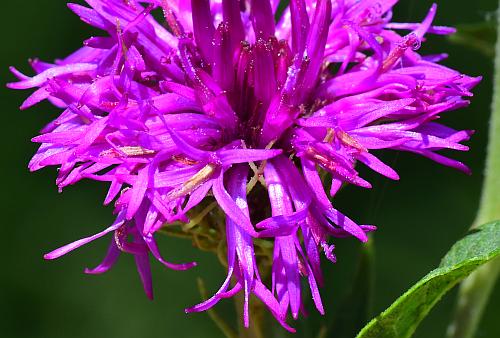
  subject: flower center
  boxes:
[228,37,298,145]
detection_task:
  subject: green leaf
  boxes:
[447,6,500,337]
[356,221,500,338]
[448,21,497,58]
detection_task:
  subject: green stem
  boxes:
[197,278,238,338]
[235,293,266,338]
[447,3,500,337]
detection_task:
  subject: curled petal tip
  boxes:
[181,261,198,270]
[361,225,378,233]
[360,235,369,243]
[360,181,373,189]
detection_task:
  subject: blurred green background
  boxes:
[0,0,498,337]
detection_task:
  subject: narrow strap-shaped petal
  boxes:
[20,86,52,110]
[357,152,400,180]
[254,280,296,333]
[186,178,239,313]
[68,3,108,30]
[185,211,238,311]
[222,0,245,52]
[256,208,308,237]
[183,180,213,213]
[301,0,332,91]
[294,238,325,314]
[265,161,302,318]
[7,63,97,89]
[84,239,121,274]
[227,165,256,327]
[191,0,215,64]
[290,0,310,53]
[413,3,438,39]
[322,207,368,242]
[399,146,471,174]
[165,126,210,161]
[127,166,149,219]
[132,233,154,300]
[44,211,126,259]
[142,233,197,270]
[253,38,277,107]
[212,171,259,237]
[217,147,282,165]
[212,22,235,91]
[250,0,276,38]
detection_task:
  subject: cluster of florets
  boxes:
[9,0,479,331]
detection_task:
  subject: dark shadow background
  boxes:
[0,0,498,337]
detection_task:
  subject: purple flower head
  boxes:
[9,0,479,331]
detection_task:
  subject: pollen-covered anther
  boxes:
[323,128,335,143]
[298,257,309,277]
[100,146,156,158]
[115,19,129,58]
[335,129,367,152]
[172,155,199,165]
[246,140,274,192]
[166,163,217,201]
[161,0,184,37]
[303,144,368,187]
[114,223,128,252]
[305,146,338,172]
[99,101,119,110]
[382,33,421,72]
[321,242,337,263]
[123,0,137,10]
